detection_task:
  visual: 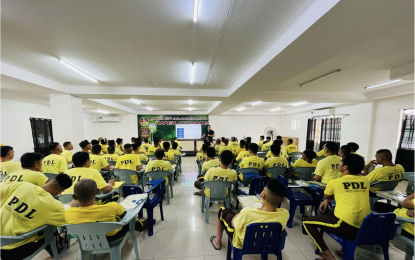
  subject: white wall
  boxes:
[1,99,51,161]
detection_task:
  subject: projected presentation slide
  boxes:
[176,124,201,139]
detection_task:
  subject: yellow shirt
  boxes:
[235,148,247,156]
[172,141,182,148]
[204,167,237,198]
[323,175,371,228]
[137,153,148,163]
[1,182,66,249]
[316,150,328,157]
[42,154,68,174]
[196,152,207,161]
[198,143,213,152]
[261,142,272,151]
[365,165,405,192]
[142,143,151,152]
[163,151,175,162]
[292,159,318,168]
[202,158,221,172]
[170,149,182,157]
[239,156,264,169]
[148,146,158,156]
[63,167,108,194]
[3,169,48,187]
[285,144,298,154]
[145,160,173,185]
[258,141,264,147]
[232,207,289,249]
[266,149,288,159]
[219,145,233,155]
[0,161,22,175]
[264,157,288,177]
[139,146,148,155]
[61,150,73,164]
[103,153,119,162]
[214,143,223,152]
[314,155,343,184]
[100,144,108,153]
[65,202,125,236]
[114,148,123,156]
[229,142,240,154]
[90,154,110,171]
[115,144,123,151]
[393,199,414,235]
[115,154,142,184]
[236,151,250,161]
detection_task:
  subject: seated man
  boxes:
[194,150,237,196]
[115,138,124,152]
[115,144,142,184]
[214,139,223,153]
[210,178,289,250]
[90,140,103,155]
[100,139,108,153]
[148,138,160,156]
[65,179,147,243]
[199,138,213,152]
[196,143,209,162]
[263,145,288,177]
[145,149,173,185]
[235,140,247,156]
[261,136,272,151]
[363,149,404,196]
[162,142,175,161]
[374,193,414,239]
[61,141,73,166]
[79,140,92,153]
[285,139,298,154]
[265,140,288,159]
[202,147,221,173]
[219,139,233,155]
[132,143,148,163]
[3,152,48,187]
[289,150,318,169]
[131,137,136,144]
[90,145,111,171]
[347,142,361,156]
[303,154,370,260]
[316,143,328,157]
[109,140,123,156]
[338,145,351,157]
[42,142,68,174]
[142,138,151,152]
[103,146,120,162]
[314,142,343,184]
[257,135,265,147]
[138,138,148,155]
[229,137,240,154]
[0,146,22,176]
[172,137,183,150]
[64,152,115,194]
[1,174,73,260]
[170,142,182,158]
[239,143,264,170]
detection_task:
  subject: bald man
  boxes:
[65,179,148,242]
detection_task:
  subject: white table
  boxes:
[237,195,263,208]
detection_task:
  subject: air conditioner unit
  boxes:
[98,117,120,122]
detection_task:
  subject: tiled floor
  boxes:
[34,157,408,260]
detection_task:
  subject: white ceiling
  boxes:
[1,0,414,115]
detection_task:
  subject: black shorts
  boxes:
[218,207,237,238]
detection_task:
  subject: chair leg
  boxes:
[227,238,232,260]
[166,186,170,205]
[381,243,390,260]
[78,250,83,260]
[276,250,283,260]
[342,242,356,260]
[261,252,268,260]
[129,220,140,260]
[170,177,174,198]
[50,236,60,260]
[205,198,210,224]
[300,205,305,214]
[405,243,414,260]
[201,193,205,213]
[147,206,154,236]
[233,248,243,260]
[159,201,164,220]
[110,248,121,260]
[287,203,297,228]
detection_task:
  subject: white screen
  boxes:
[176,124,201,139]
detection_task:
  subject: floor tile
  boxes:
[154,228,204,258]
[164,209,204,229]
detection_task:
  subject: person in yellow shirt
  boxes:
[289,150,318,169]
[100,139,108,153]
[90,140,104,155]
[148,138,160,156]
[235,140,247,156]
[261,136,272,151]
[210,178,289,250]
[142,138,151,153]
[108,140,123,156]
[3,152,48,187]
[0,146,22,175]
[257,135,265,147]
[263,145,288,177]
[229,137,240,154]
[90,145,111,171]
[115,144,142,184]
[172,137,183,150]
[145,149,173,185]
[363,149,405,195]
[239,143,264,180]
[194,150,237,196]
[115,138,124,152]
[196,143,209,162]
[132,143,148,163]
[202,147,221,172]
[219,139,233,155]
[42,142,68,174]
[0,174,73,259]
[303,154,369,260]
[316,143,328,157]
[79,140,92,153]
[170,142,182,157]
[103,146,120,162]
[285,139,298,154]
[214,139,223,153]
[314,142,343,184]
[347,142,361,156]
[338,145,351,157]
[198,138,213,152]
[131,137,136,144]
[65,179,148,243]
[61,141,73,165]
[374,193,414,239]
[162,142,175,161]
[265,140,288,159]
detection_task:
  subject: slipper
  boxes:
[194,192,201,196]
[210,235,221,250]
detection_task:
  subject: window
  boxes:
[30,118,54,156]
[399,109,415,150]
[306,119,317,150]
[292,119,300,129]
[320,117,342,143]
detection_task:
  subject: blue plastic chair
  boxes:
[145,171,173,204]
[227,223,287,260]
[314,213,399,260]
[395,216,414,260]
[201,180,232,223]
[278,175,321,228]
[0,225,60,260]
[237,168,262,185]
[239,176,270,196]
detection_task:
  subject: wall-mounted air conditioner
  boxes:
[98,117,120,122]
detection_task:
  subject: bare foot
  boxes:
[213,237,221,249]
[321,250,336,260]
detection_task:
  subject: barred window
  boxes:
[292,119,300,130]
[398,109,415,150]
[321,118,342,143]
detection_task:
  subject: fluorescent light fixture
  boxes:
[188,108,192,111]
[300,69,341,87]
[365,79,402,89]
[252,101,261,106]
[58,59,98,83]
[131,98,140,105]
[193,0,199,22]
[189,100,193,105]
[292,102,307,106]
[271,108,281,112]
[147,106,152,111]
[237,107,244,112]
[190,63,195,85]
[97,110,108,114]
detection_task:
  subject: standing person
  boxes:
[61,142,74,166]
[0,146,22,176]
[202,125,215,143]
[79,140,92,153]
[42,142,68,174]
[314,142,343,184]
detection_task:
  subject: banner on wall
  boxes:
[137,115,209,141]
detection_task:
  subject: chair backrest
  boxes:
[122,185,143,197]
[249,177,270,195]
[0,174,6,181]
[315,156,326,161]
[166,160,176,165]
[403,172,414,195]
[237,168,261,175]
[199,159,205,168]
[64,222,124,253]
[370,180,401,191]
[257,152,267,158]
[288,152,302,157]
[277,175,291,200]
[56,194,74,204]
[266,167,287,179]
[113,169,139,185]
[148,155,156,160]
[202,180,232,200]
[241,223,286,255]
[174,155,181,163]
[95,189,116,201]
[44,173,57,179]
[107,161,116,166]
[355,213,398,245]
[145,171,171,181]
[294,167,315,181]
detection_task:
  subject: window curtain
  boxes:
[30,118,53,156]
[306,119,317,150]
[320,117,342,152]
[396,113,414,172]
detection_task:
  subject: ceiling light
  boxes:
[271,108,281,112]
[188,108,192,111]
[252,101,261,106]
[300,69,341,87]
[58,59,98,83]
[365,79,402,89]
[97,110,108,114]
[193,0,199,22]
[189,100,193,105]
[147,106,152,111]
[190,63,195,85]
[292,102,307,106]
[237,107,244,112]
[131,98,140,105]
